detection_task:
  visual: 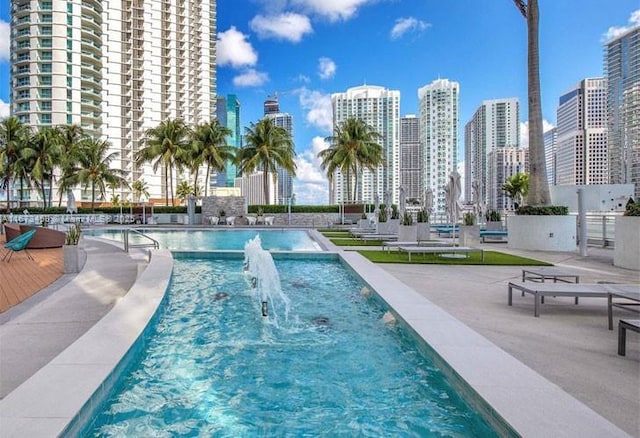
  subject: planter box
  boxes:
[63,245,81,274]
[377,221,390,234]
[485,221,503,231]
[460,225,480,246]
[416,222,430,241]
[387,219,400,235]
[398,225,417,242]
[614,216,640,271]
[508,215,576,252]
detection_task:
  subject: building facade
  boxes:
[418,79,459,216]
[555,78,608,185]
[399,115,422,201]
[605,25,640,198]
[10,0,217,205]
[330,85,400,205]
[487,147,529,211]
[464,98,520,209]
[215,94,241,188]
[263,95,294,206]
[544,128,557,186]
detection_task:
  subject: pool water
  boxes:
[82,256,498,437]
[84,229,322,251]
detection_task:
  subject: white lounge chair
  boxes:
[247,216,257,225]
[226,216,236,225]
[264,216,275,226]
[208,216,219,225]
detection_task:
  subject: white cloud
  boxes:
[603,9,640,41]
[298,88,333,133]
[520,120,555,149]
[390,17,430,40]
[290,0,373,22]
[0,99,9,120]
[217,27,258,68]
[318,57,336,80]
[233,69,269,87]
[0,21,9,62]
[293,136,330,204]
[250,13,312,42]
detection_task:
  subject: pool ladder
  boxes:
[123,229,160,252]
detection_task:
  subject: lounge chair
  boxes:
[226,216,236,225]
[208,216,219,225]
[507,282,640,317]
[264,216,275,226]
[2,229,37,262]
[247,216,257,225]
[398,245,484,262]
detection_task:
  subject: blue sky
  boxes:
[1,1,639,204]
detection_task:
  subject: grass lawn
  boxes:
[356,249,551,266]
[329,238,384,247]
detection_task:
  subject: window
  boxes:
[67,15,72,25]
[17,40,30,49]
[41,51,52,60]
[41,101,52,111]
[41,38,52,48]
[41,63,52,73]
[67,77,72,87]
[17,102,30,112]
[17,90,30,99]
[42,1,53,10]
[16,77,30,87]
[67,40,73,50]
[16,65,30,74]
[41,113,52,124]
[42,13,52,23]
[41,88,52,98]
[41,26,52,35]
[67,28,72,38]
[40,75,52,85]
[67,114,72,124]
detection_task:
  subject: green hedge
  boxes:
[624,199,640,216]
[247,205,340,214]
[515,205,568,216]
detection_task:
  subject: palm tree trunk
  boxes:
[205,164,211,197]
[525,0,550,206]
[5,176,10,213]
[164,164,169,206]
[91,181,96,213]
[169,166,175,206]
[263,169,269,205]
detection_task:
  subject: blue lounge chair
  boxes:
[2,229,37,262]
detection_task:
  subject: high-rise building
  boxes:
[400,115,422,200]
[263,95,294,205]
[605,25,640,198]
[331,85,400,205]
[10,0,217,204]
[555,78,608,185]
[544,128,557,186]
[464,98,520,209]
[215,94,241,188]
[418,79,459,216]
[487,147,529,210]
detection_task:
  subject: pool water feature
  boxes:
[74,254,501,436]
[83,229,322,251]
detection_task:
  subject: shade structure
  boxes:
[66,190,77,214]
[423,188,434,215]
[445,171,463,224]
[399,185,407,216]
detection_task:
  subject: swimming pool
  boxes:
[84,229,322,251]
[70,254,502,436]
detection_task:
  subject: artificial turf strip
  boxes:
[329,238,384,246]
[356,249,552,266]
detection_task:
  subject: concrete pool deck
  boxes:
[0,233,638,436]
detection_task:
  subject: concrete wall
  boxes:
[201,196,247,219]
[508,215,577,252]
[614,217,640,271]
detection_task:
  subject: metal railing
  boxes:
[123,228,160,252]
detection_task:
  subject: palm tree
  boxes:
[132,179,150,203]
[502,172,529,210]
[190,120,234,197]
[318,117,383,202]
[55,124,86,207]
[72,137,128,212]
[176,180,194,204]
[237,118,296,205]
[0,117,29,212]
[136,119,191,206]
[21,127,62,209]
[513,0,550,206]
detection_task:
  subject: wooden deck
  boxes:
[0,234,64,313]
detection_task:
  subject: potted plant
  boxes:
[416,209,430,241]
[358,212,370,229]
[485,210,503,231]
[460,212,480,246]
[398,211,417,242]
[614,198,640,270]
[63,223,82,274]
[376,207,389,234]
[387,205,400,235]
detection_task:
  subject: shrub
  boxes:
[416,209,429,223]
[65,223,82,245]
[485,210,501,222]
[401,211,413,226]
[515,205,569,215]
[378,208,388,223]
[391,205,399,220]
[624,199,640,216]
[462,212,476,226]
